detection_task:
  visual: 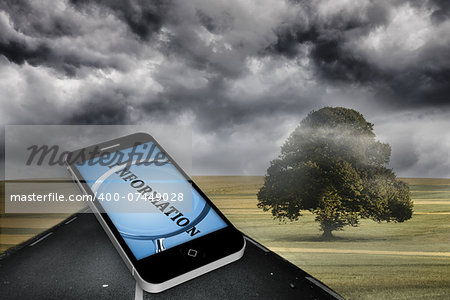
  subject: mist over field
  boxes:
[1,0,450,177]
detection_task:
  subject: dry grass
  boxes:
[1,177,450,299]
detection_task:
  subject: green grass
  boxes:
[295,255,450,300]
[1,177,450,299]
[194,176,450,300]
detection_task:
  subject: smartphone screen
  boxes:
[74,142,228,260]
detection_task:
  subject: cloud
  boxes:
[69,0,170,40]
[0,1,156,76]
[430,0,450,23]
[0,0,449,177]
[374,110,450,178]
[268,0,450,106]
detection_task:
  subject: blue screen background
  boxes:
[76,142,228,260]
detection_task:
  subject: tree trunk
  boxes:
[321,226,334,240]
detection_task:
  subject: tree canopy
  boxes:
[257,107,413,239]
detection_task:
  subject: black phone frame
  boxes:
[66,132,245,284]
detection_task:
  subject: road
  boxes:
[0,211,341,299]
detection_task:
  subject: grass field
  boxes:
[193,176,450,300]
[1,177,450,299]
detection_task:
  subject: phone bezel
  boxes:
[66,133,245,285]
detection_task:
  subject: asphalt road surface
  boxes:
[0,210,342,299]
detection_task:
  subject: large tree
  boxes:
[257,107,413,239]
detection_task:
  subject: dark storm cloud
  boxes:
[267,2,390,65]
[1,0,450,177]
[430,0,450,23]
[67,97,131,125]
[0,0,159,76]
[0,37,124,77]
[69,0,171,40]
[0,40,51,66]
[65,70,318,132]
[386,134,420,174]
[141,76,317,133]
[267,0,450,106]
[0,0,81,38]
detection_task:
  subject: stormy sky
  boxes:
[1,0,450,177]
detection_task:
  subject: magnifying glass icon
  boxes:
[92,160,210,254]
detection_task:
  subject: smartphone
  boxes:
[65,133,245,293]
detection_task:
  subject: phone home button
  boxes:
[187,249,198,258]
[181,247,205,261]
